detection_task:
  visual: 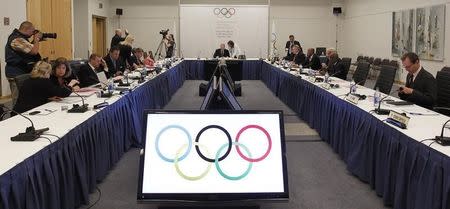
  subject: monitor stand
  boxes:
[159,206,260,209]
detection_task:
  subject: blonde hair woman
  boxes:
[118,35,137,69]
[13,61,72,113]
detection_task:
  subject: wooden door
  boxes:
[92,16,106,56]
[26,0,54,60]
[52,0,73,59]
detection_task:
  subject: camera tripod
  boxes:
[155,36,167,60]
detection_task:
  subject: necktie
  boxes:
[407,74,413,87]
[221,50,224,56]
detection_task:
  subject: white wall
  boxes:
[0,0,27,96]
[270,0,342,56]
[341,0,450,82]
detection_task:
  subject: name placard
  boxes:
[345,94,359,105]
[388,111,410,128]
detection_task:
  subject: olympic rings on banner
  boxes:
[174,143,212,181]
[195,125,232,163]
[215,142,252,181]
[155,124,272,180]
[213,8,236,18]
[155,125,192,163]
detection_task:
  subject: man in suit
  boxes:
[304,48,321,70]
[321,49,347,80]
[285,35,301,57]
[103,46,125,77]
[284,45,306,66]
[398,52,437,109]
[213,44,230,58]
[110,29,128,48]
[78,54,109,88]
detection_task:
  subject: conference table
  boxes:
[1,58,450,209]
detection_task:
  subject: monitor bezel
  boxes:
[138,110,289,203]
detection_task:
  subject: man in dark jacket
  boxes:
[304,48,321,70]
[398,52,437,109]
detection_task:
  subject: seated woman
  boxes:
[143,50,155,68]
[13,61,72,113]
[50,57,80,91]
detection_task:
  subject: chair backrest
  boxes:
[341,57,352,79]
[69,60,88,79]
[372,58,382,66]
[352,61,370,85]
[374,65,396,94]
[368,57,374,64]
[356,56,363,62]
[14,74,31,92]
[316,47,326,56]
[389,60,399,69]
[381,59,390,66]
[363,56,369,61]
[441,66,450,73]
[436,70,450,108]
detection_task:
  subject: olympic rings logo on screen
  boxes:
[213,8,236,18]
[155,124,272,181]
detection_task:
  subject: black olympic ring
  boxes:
[213,8,236,18]
[195,125,232,163]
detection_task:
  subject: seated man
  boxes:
[283,45,306,67]
[398,52,437,109]
[213,43,230,58]
[304,48,321,70]
[77,53,109,88]
[104,46,125,77]
[320,49,347,80]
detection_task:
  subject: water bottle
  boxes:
[350,80,356,94]
[373,87,381,107]
[108,78,114,93]
[324,72,330,83]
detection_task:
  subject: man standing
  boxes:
[285,35,300,57]
[5,21,42,104]
[304,48,321,70]
[213,43,230,58]
[110,29,128,48]
[227,40,241,58]
[398,52,437,109]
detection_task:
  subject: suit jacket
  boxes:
[285,53,306,66]
[104,55,125,77]
[399,68,437,109]
[110,34,125,48]
[77,63,106,88]
[213,49,230,58]
[13,78,71,113]
[285,40,301,56]
[327,58,347,80]
[305,54,321,70]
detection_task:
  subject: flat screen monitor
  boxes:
[219,78,242,110]
[138,110,289,202]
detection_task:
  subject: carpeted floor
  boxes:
[78,80,390,209]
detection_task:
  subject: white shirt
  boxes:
[228,44,241,58]
[412,65,422,82]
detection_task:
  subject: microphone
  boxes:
[373,90,398,115]
[346,79,365,96]
[64,87,89,113]
[0,104,49,141]
[435,119,450,145]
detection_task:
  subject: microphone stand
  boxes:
[65,87,89,113]
[373,93,393,115]
[436,119,450,145]
[0,104,49,141]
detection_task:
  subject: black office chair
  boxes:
[373,65,396,94]
[341,57,352,79]
[389,60,399,69]
[434,70,450,116]
[380,59,390,66]
[69,60,87,79]
[352,61,370,85]
[316,47,326,56]
[14,74,31,93]
[367,57,374,64]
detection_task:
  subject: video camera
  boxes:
[33,30,57,40]
[159,29,169,36]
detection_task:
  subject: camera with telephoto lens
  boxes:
[159,29,169,36]
[33,30,57,40]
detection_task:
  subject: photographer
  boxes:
[5,21,42,104]
[165,34,176,58]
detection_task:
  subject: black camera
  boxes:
[159,29,169,36]
[34,30,57,39]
